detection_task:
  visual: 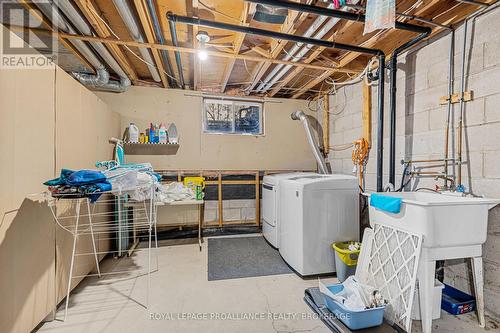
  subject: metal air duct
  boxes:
[35,0,130,92]
[291,111,329,174]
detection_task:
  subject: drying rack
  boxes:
[46,183,158,321]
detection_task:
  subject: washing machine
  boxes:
[279,174,359,276]
[262,172,317,248]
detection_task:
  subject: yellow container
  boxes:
[332,242,361,266]
[183,176,205,190]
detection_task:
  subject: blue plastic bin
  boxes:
[441,283,476,315]
[322,284,385,330]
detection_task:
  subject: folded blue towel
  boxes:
[370,194,402,214]
[66,170,107,186]
[44,169,75,186]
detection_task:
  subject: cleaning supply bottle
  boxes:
[154,123,160,143]
[149,123,155,143]
[128,123,139,143]
[159,123,168,143]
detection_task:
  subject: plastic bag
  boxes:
[106,169,139,194]
[157,182,195,203]
[319,276,386,311]
[364,0,396,35]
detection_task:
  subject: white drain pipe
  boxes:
[112,0,161,82]
[256,1,359,94]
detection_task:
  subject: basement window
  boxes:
[203,98,263,135]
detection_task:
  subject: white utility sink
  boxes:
[366,192,499,248]
[365,191,499,333]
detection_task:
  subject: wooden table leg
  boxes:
[198,203,204,251]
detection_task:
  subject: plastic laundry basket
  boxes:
[323,284,385,330]
[333,242,361,283]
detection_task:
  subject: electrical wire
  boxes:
[324,57,379,90]
[282,47,308,61]
[326,87,348,116]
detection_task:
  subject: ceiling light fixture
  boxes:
[198,49,208,61]
[196,31,210,61]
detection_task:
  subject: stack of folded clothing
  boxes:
[44,169,112,202]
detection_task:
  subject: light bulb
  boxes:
[198,49,208,61]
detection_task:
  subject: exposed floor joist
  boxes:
[12,28,354,74]
[219,3,254,92]
[74,0,138,82]
[187,0,200,90]
[133,0,169,88]
[267,20,357,97]
[7,0,496,98]
[246,4,311,94]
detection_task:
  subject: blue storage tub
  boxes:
[441,283,476,315]
[322,284,385,330]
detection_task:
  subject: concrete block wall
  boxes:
[204,199,256,224]
[327,8,500,319]
[156,199,256,226]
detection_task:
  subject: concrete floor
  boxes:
[38,236,500,333]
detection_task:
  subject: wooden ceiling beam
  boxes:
[74,0,138,82]
[268,45,327,97]
[24,29,358,73]
[249,46,271,58]
[289,0,461,98]
[219,3,254,93]
[292,0,486,98]
[285,0,447,98]
[290,36,385,99]
[133,0,168,88]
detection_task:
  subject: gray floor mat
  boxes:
[207,236,293,281]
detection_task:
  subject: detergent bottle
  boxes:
[128,123,139,143]
[159,123,168,143]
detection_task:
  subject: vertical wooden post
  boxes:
[322,94,330,155]
[362,81,372,146]
[218,173,223,227]
[200,171,204,228]
[255,171,260,226]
